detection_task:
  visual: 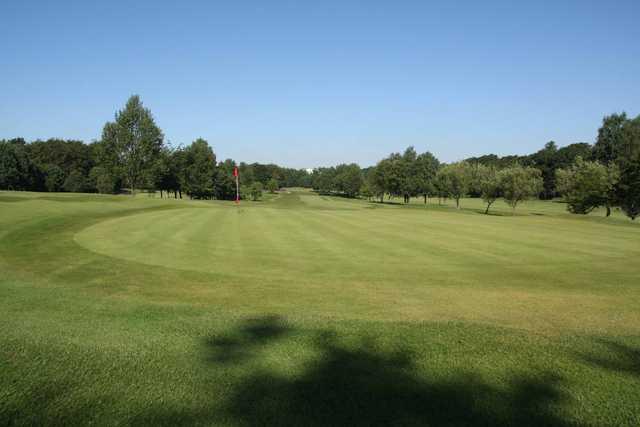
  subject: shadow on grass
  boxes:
[135,316,572,426]
[206,315,291,364]
[3,316,581,426]
[580,338,640,378]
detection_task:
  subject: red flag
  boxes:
[233,167,238,177]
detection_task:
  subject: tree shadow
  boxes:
[205,315,291,364]
[4,316,575,426]
[579,338,640,378]
[216,331,570,427]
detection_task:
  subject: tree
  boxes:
[181,139,216,199]
[592,113,628,164]
[100,95,164,194]
[215,159,238,200]
[267,178,279,193]
[499,165,543,213]
[556,157,619,215]
[478,165,501,214]
[529,141,558,199]
[248,182,263,201]
[592,112,640,220]
[44,164,65,192]
[0,139,39,191]
[415,152,440,203]
[369,163,388,203]
[63,169,88,193]
[615,116,640,220]
[89,166,116,194]
[436,162,472,208]
[334,163,363,198]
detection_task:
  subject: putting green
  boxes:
[73,192,640,332]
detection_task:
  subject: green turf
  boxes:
[1,189,639,426]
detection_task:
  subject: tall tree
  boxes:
[436,162,472,208]
[181,139,216,199]
[499,165,543,213]
[592,113,628,164]
[334,163,363,197]
[414,151,440,203]
[478,165,501,214]
[556,157,619,216]
[100,95,164,194]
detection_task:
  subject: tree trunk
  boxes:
[606,205,611,217]
[179,190,182,199]
[484,202,491,215]
[424,194,427,204]
[456,198,460,209]
[160,190,163,198]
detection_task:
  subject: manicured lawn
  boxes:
[1,189,639,426]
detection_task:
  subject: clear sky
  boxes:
[1,0,639,168]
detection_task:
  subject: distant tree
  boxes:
[334,163,363,197]
[248,181,263,201]
[100,95,164,194]
[415,151,440,203]
[359,181,373,200]
[0,139,39,190]
[436,162,472,208]
[215,159,238,200]
[499,165,543,213]
[529,141,559,199]
[44,164,65,192]
[89,166,116,194]
[615,115,640,220]
[267,178,279,193]
[181,139,216,199]
[478,165,501,214]
[592,113,628,164]
[556,157,619,215]
[592,112,640,220]
[369,163,388,203]
[63,169,88,193]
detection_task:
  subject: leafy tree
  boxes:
[248,182,263,201]
[478,165,501,214]
[614,116,640,220]
[499,165,543,213]
[267,178,279,193]
[369,163,388,203]
[100,95,164,194]
[436,162,472,208]
[556,157,619,215]
[592,112,640,220]
[89,166,116,194]
[0,139,40,190]
[334,163,363,197]
[529,141,558,199]
[181,139,216,199]
[215,159,238,200]
[359,181,373,200]
[63,169,88,193]
[152,147,181,198]
[593,113,628,164]
[415,151,439,203]
[44,164,65,192]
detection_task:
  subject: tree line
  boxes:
[310,113,639,220]
[1,95,638,219]
[0,96,311,200]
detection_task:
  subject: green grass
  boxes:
[1,189,639,426]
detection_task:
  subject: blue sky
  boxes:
[1,0,639,168]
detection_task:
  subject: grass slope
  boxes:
[1,189,639,426]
